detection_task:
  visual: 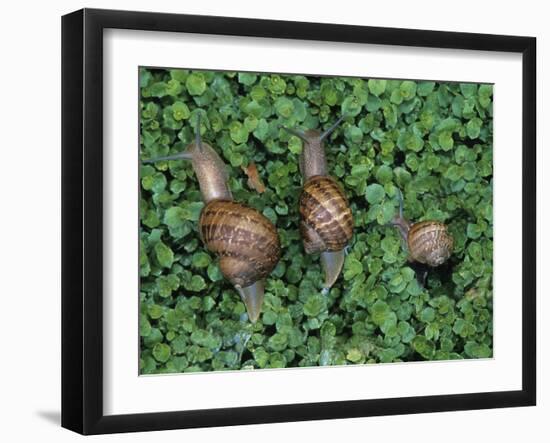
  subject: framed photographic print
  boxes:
[61,8,536,435]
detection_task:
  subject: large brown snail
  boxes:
[390,189,454,267]
[145,116,281,323]
[282,117,354,290]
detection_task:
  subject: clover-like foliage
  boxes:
[139,68,493,373]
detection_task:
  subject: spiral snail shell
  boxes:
[199,200,280,303]
[145,116,281,323]
[282,117,353,289]
[390,190,453,267]
[406,221,453,266]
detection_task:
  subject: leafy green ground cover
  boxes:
[139,68,493,374]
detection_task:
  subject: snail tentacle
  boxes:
[280,126,309,143]
[387,189,411,246]
[195,113,203,152]
[319,115,345,142]
[396,188,404,220]
[143,152,193,163]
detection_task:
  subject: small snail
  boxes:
[390,189,454,267]
[282,117,353,290]
[145,116,281,323]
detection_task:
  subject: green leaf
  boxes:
[191,330,221,349]
[268,352,287,368]
[467,223,483,239]
[203,296,216,311]
[164,207,185,227]
[341,96,362,117]
[466,118,482,139]
[143,328,163,348]
[149,82,167,97]
[351,164,370,179]
[262,310,277,325]
[229,121,249,144]
[346,348,363,363]
[347,126,363,144]
[157,274,179,298]
[399,81,417,100]
[140,68,153,88]
[184,202,205,221]
[390,89,403,105]
[417,81,435,96]
[166,79,182,96]
[367,79,387,97]
[268,333,288,352]
[253,347,269,368]
[397,131,424,152]
[366,94,382,112]
[172,101,190,121]
[169,69,188,82]
[375,165,393,184]
[274,97,294,118]
[186,73,206,95]
[371,300,391,327]
[344,257,363,280]
[464,341,492,358]
[420,307,436,323]
[365,183,385,204]
[478,84,493,108]
[438,131,454,151]
[253,119,270,141]
[238,72,257,86]
[303,295,326,317]
[155,242,174,268]
[192,252,211,268]
[268,75,287,95]
[147,304,163,319]
[460,83,477,98]
[412,336,435,359]
[262,207,277,225]
[207,263,223,282]
[140,315,152,336]
[188,275,206,292]
[142,209,160,228]
[152,343,171,362]
[398,321,415,343]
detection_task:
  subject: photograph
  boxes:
[56,3,539,436]
[138,67,494,374]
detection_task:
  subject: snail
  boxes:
[281,117,353,290]
[145,116,281,323]
[390,189,454,267]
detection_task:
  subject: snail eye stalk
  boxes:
[196,114,203,152]
[396,188,404,219]
[319,115,345,142]
[143,151,193,163]
[280,126,308,144]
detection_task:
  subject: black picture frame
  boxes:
[61,8,536,435]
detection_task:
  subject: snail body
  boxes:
[145,116,280,323]
[391,191,453,267]
[282,117,353,289]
